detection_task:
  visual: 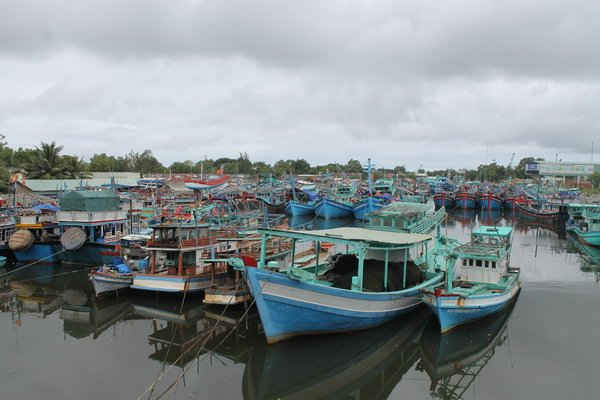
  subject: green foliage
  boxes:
[591,172,600,189]
[25,142,89,179]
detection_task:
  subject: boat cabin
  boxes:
[256,227,436,293]
[0,215,16,247]
[470,226,512,249]
[453,226,513,285]
[58,190,129,244]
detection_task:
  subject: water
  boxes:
[1,210,599,399]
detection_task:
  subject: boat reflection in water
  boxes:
[447,209,476,228]
[478,209,503,226]
[567,233,600,282]
[243,310,429,400]
[417,296,518,400]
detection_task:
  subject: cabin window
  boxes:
[492,262,496,269]
[485,261,489,268]
[462,259,467,266]
[476,259,482,267]
[468,259,474,266]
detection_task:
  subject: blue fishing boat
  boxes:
[567,204,600,247]
[478,193,503,210]
[422,226,520,333]
[454,192,478,209]
[10,191,128,264]
[285,200,316,217]
[314,198,354,219]
[352,196,385,220]
[245,227,447,343]
[433,192,455,209]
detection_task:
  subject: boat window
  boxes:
[485,261,489,268]
[462,259,467,266]
[492,262,496,269]
[468,259,474,266]
[476,259,482,267]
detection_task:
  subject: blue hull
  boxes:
[423,286,520,333]
[246,267,437,343]
[285,201,315,217]
[352,198,383,220]
[478,196,503,210]
[454,196,478,209]
[314,199,354,219]
[14,242,121,265]
[433,197,454,209]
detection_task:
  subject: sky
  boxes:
[1,0,600,170]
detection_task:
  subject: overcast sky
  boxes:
[1,0,600,170]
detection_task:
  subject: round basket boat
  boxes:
[8,230,34,251]
[60,227,87,251]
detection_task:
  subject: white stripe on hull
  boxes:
[261,281,420,313]
[422,283,520,309]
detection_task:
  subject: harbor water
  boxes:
[1,210,599,399]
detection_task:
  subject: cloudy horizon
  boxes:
[2,0,600,170]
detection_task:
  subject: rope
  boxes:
[152,295,258,400]
[136,277,242,400]
[0,248,69,279]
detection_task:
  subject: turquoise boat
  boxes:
[422,226,520,333]
[245,227,448,344]
[314,198,355,219]
[567,204,600,247]
[285,200,316,217]
[366,202,447,234]
[352,196,385,220]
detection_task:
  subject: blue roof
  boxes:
[32,203,60,213]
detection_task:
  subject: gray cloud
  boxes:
[1,1,600,169]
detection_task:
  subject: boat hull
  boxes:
[515,203,562,224]
[131,272,227,293]
[13,242,121,265]
[433,195,454,209]
[246,267,441,343]
[478,195,503,210]
[571,227,600,247]
[90,272,132,295]
[314,199,354,219]
[454,194,478,209]
[285,201,315,217]
[422,283,521,333]
[352,198,383,220]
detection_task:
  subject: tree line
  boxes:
[0,135,542,193]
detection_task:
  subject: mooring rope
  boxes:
[152,295,259,400]
[136,278,242,400]
[0,249,69,280]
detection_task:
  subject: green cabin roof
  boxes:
[472,225,512,237]
[59,190,121,212]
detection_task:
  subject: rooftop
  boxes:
[263,227,432,246]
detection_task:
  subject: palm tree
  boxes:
[26,141,64,178]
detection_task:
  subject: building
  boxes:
[525,161,600,186]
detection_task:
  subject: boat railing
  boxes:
[147,237,215,248]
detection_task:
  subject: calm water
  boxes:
[1,210,599,399]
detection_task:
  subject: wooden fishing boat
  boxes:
[422,226,520,333]
[366,202,446,234]
[89,264,133,295]
[245,227,445,344]
[418,296,517,398]
[515,202,563,224]
[313,198,354,219]
[567,204,600,247]
[478,192,503,210]
[455,192,478,209]
[352,196,385,220]
[285,200,316,217]
[184,175,230,191]
[131,223,232,293]
[433,192,455,209]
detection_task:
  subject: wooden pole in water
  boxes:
[403,248,408,288]
[315,241,320,279]
[384,249,389,291]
